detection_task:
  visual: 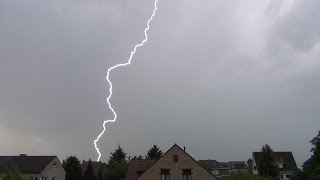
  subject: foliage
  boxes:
[63,155,83,180]
[145,145,163,159]
[97,163,108,180]
[3,164,21,180]
[254,176,275,180]
[230,171,275,180]
[104,145,128,180]
[230,171,254,180]
[299,130,320,179]
[83,159,97,180]
[108,145,126,165]
[258,144,279,179]
[291,169,305,180]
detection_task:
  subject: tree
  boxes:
[145,145,163,159]
[230,171,254,180]
[104,145,128,180]
[230,171,275,180]
[63,156,83,180]
[3,164,21,180]
[83,159,97,180]
[98,163,108,180]
[301,130,320,179]
[258,144,279,179]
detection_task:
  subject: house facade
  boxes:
[252,152,298,180]
[126,144,217,180]
[0,155,65,180]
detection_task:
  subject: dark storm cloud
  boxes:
[1,0,319,166]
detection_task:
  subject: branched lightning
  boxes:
[94,0,159,161]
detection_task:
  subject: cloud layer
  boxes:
[1,0,319,166]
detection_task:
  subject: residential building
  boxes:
[252,152,298,180]
[0,154,65,180]
[199,160,248,180]
[125,159,156,180]
[125,144,217,180]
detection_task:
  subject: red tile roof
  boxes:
[125,159,156,180]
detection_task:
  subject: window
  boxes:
[173,155,178,162]
[136,171,143,177]
[161,169,170,180]
[53,162,57,168]
[29,178,41,180]
[253,166,257,170]
[286,174,292,179]
[212,169,219,175]
[182,169,192,180]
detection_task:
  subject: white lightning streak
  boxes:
[94,0,159,161]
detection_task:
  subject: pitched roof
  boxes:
[199,160,247,170]
[134,144,217,180]
[229,161,247,169]
[253,152,298,172]
[199,160,222,170]
[125,159,157,180]
[0,156,56,173]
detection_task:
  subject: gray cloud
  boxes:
[1,0,319,166]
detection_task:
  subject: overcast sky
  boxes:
[1,0,320,166]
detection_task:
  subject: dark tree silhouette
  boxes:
[145,145,163,159]
[258,144,279,178]
[301,130,320,179]
[3,164,21,180]
[83,159,97,180]
[104,145,128,180]
[63,156,82,180]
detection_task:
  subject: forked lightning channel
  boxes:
[94,0,160,161]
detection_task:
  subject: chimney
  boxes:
[19,154,27,156]
[183,147,186,152]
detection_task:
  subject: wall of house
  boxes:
[252,155,258,175]
[137,145,217,180]
[41,157,66,180]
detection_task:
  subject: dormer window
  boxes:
[173,155,178,162]
[277,158,284,168]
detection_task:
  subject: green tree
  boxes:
[301,130,320,179]
[104,145,128,180]
[230,171,254,180]
[84,159,97,180]
[63,156,83,180]
[258,144,279,179]
[230,171,275,180]
[145,145,163,159]
[254,176,275,180]
[3,164,21,180]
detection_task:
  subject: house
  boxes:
[125,144,218,180]
[252,152,298,180]
[0,154,65,180]
[198,160,248,180]
[125,159,157,180]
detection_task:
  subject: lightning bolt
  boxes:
[94,0,159,161]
